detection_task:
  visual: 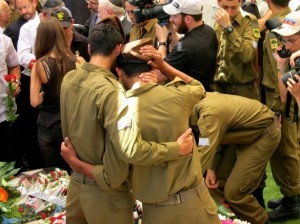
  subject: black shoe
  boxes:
[267,198,282,209]
[268,196,300,221]
[268,195,300,209]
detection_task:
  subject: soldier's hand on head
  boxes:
[139,71,159,83]
[177,128,193,156]
[140,45,165,70]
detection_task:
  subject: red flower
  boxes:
[4,74,16,82]
[50,217,56,223]
[28,59,36,70]
[18,206,24,213]
[40,212,48,219]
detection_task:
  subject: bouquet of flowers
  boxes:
[3,74,19,124]
[7,168,69,223]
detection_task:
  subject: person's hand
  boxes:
[205,169,219,189]
[138,71,158,83]
[61,137,79,170]
[215,8,231,28]
[287,74,300,97]
[11,81,21,97]
[155,23,169,43]
[177,128,193,156]
[273,48,290,71]
[290,50,300,67]
[140,45,165,70]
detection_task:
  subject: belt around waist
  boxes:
[215,81,255,86]
[151,181,204,206]
[72,171,98,186]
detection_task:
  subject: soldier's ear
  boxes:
[88,44,91,56]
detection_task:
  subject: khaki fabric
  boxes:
[129,18,158,46]
[214,9,259,85]
[192,92,281,224]
[60,62,180,223]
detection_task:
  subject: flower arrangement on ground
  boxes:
[0,162,22,223]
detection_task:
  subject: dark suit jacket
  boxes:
[63,0,90,25]
[75,12,98,37]
[72,29,90,61]
[4,17,27,50]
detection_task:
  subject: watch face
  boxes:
[226,26,233,33]
[227,26,233,33]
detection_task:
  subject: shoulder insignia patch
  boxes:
[270,38,278,50]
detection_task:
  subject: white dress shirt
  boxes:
[17,11,40,76]
[0,34,20,123]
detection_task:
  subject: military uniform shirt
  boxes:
[129,18,158,46]
[60,63,180,191]
[126,78,205,203]
[262,8,291,112]
[192,92,275,154]
[214,9,259,84]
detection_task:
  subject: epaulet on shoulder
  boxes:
[241,10,257,21]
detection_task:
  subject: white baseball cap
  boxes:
[272,11,300,37]
[163,0,203,16]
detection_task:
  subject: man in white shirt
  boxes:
[0,32,21,163]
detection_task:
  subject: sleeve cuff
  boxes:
[92,165,112,190]
[163,142,181,160]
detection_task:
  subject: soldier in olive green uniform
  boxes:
[61,41,221,224]
[213,0,260,100]
[263,6,300,221]
[191,92,281,224]
[60,18,193,224]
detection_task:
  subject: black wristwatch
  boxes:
[157,41,167,48]
[224,25,234,34]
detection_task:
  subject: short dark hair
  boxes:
[271,0,290,8]
[181,13,202,22]
[89,24,124,56]
[117,60,151,78]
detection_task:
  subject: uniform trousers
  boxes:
[209,119,281,224]
[66,174,134,224]
[142,181,220,224]
[264,91,300,197]
[270,113,300,197]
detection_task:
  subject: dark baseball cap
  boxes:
[43,0,63,8]
[51,7,73,28]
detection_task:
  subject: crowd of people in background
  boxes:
[1,0,300,223]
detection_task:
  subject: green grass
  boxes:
[264,163,300,224]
